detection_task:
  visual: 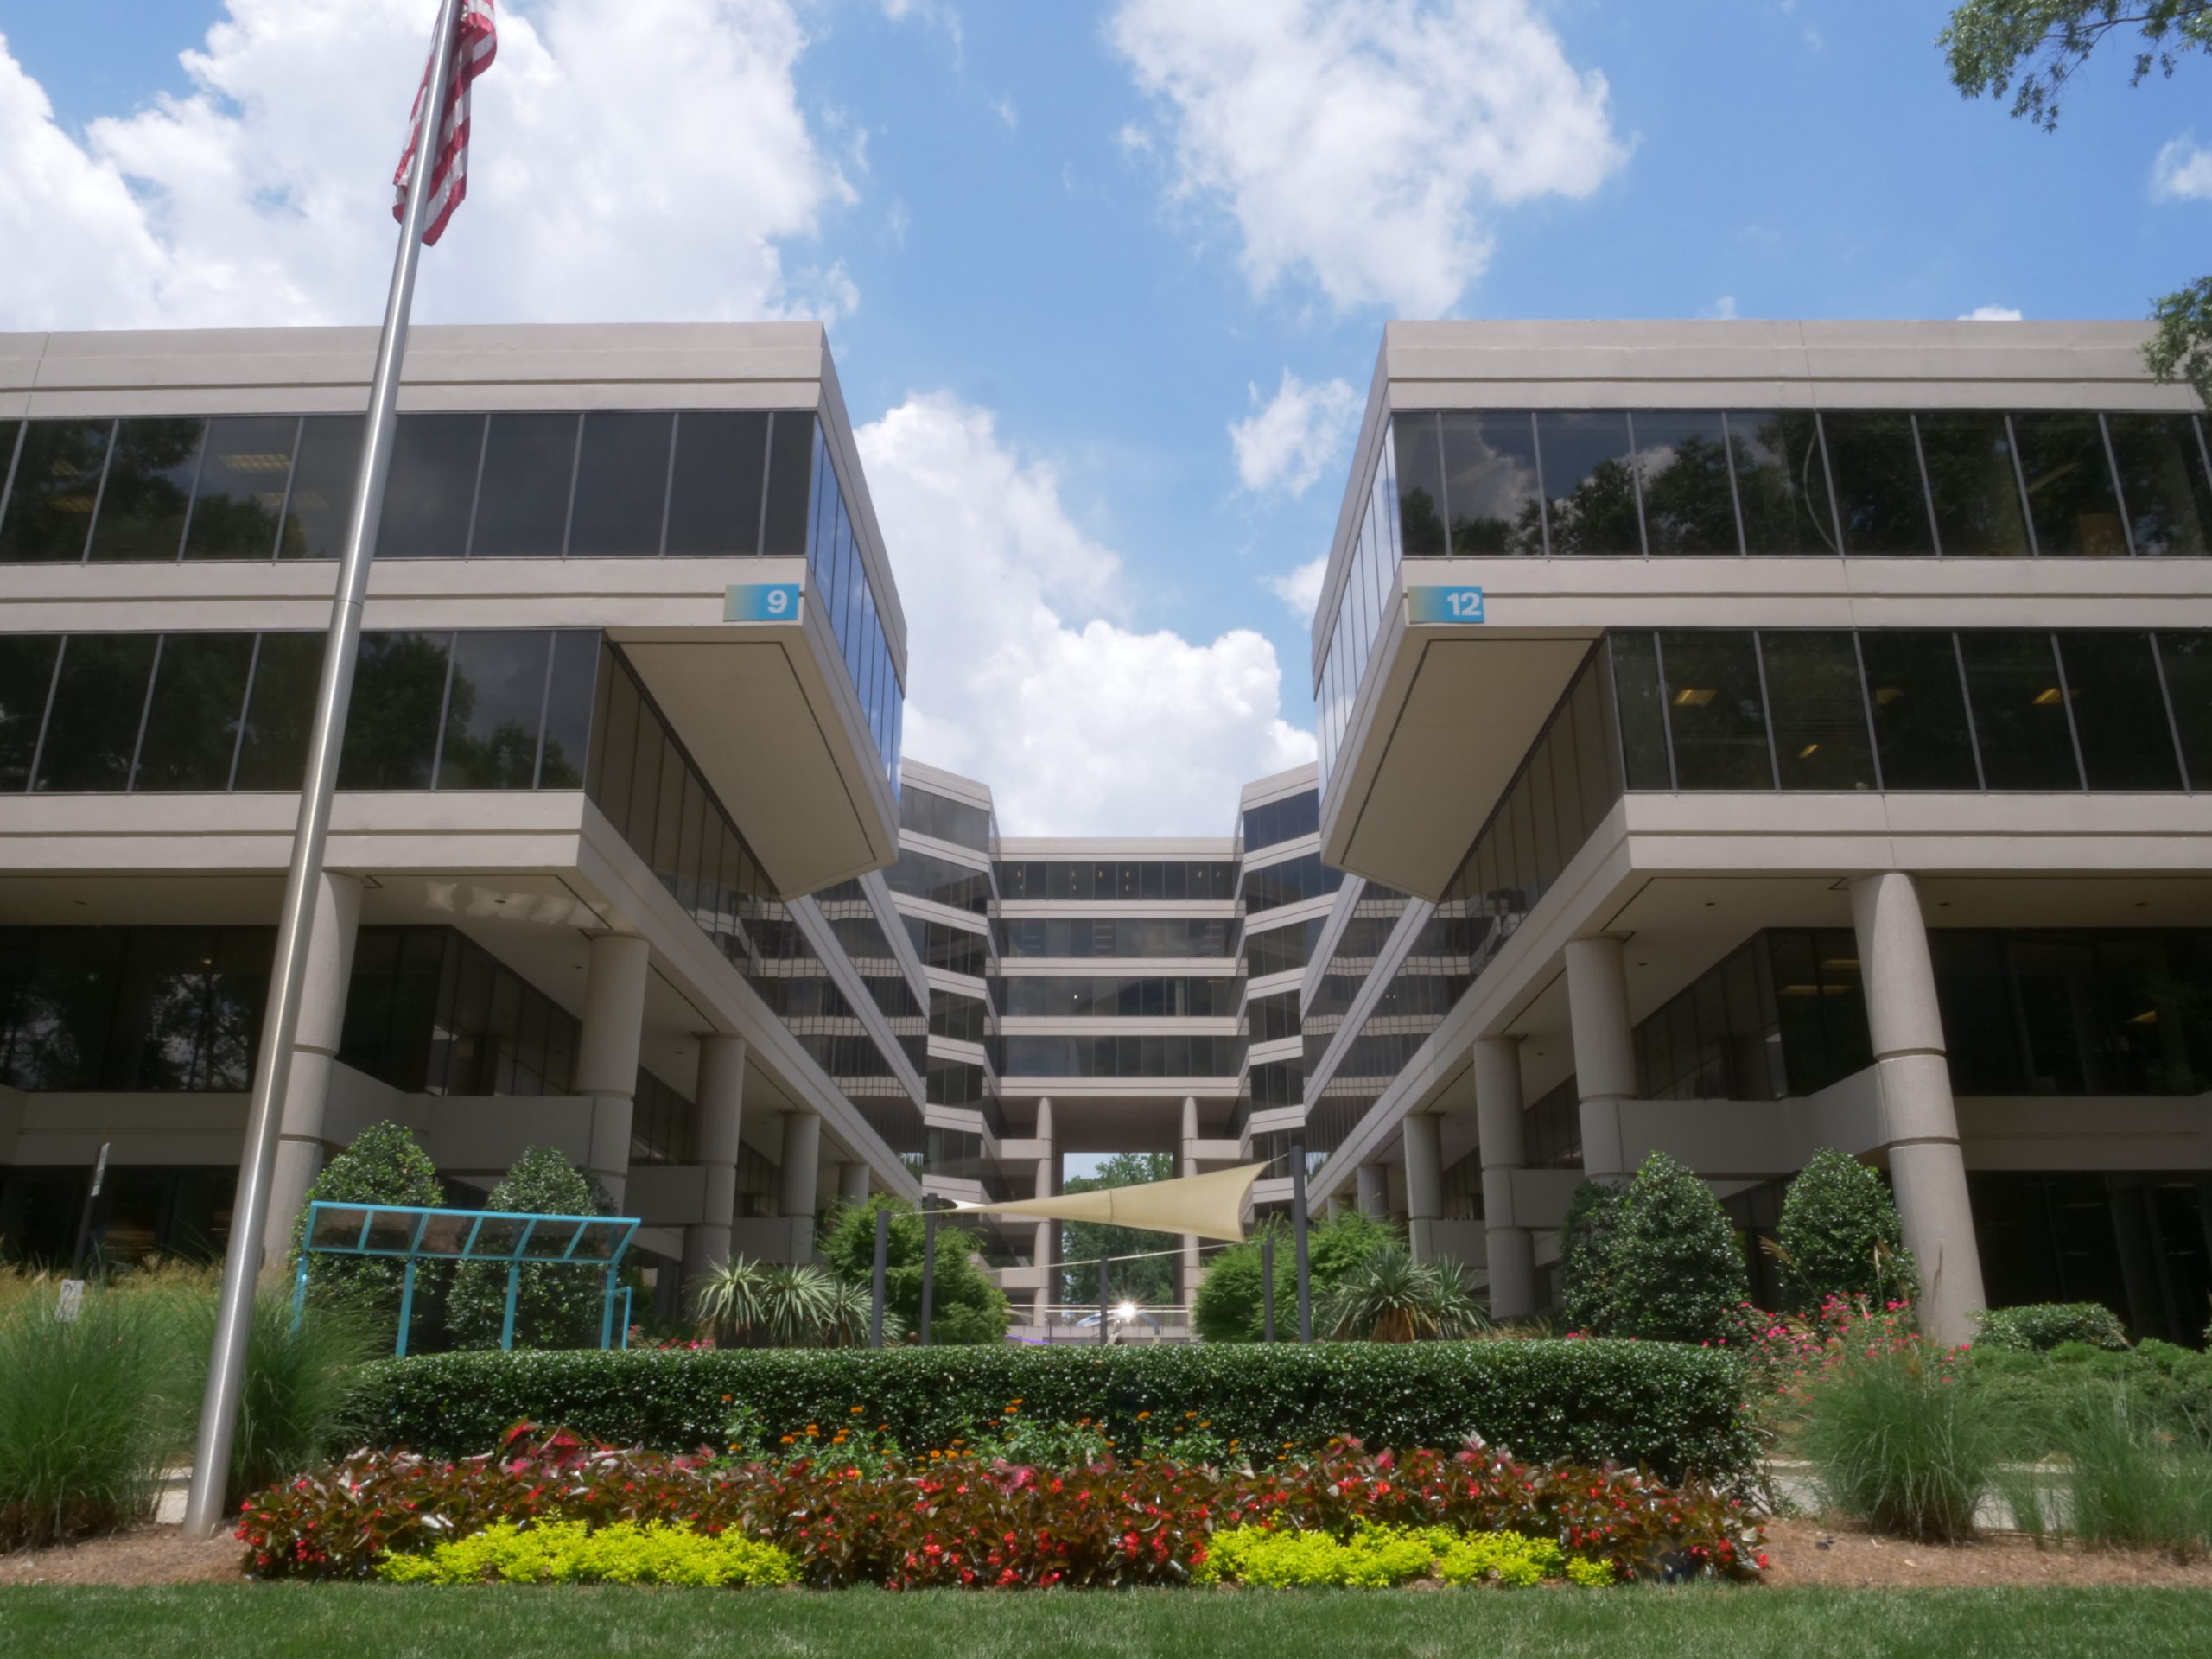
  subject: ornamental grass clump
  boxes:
[1799,1333,2000,1542]
[1997,1382,2212,1559]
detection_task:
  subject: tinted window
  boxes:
[86,418,202,562]
[1634,411,1738,555]
[538,630,598,788]
[339,632,451,789]
[2012,412,2126,557]
[2157,632,2212,789]
[0,421,110,562]
[0,635,60,791]
[1760,631,1876,790]
[899,785,992,850]
[279,415,365,560]
[1535,410,1640,555]
[665,410,767,556]
[2059,632,2183,791]
[183,416,296,561]
[1917,411,2029,556]
[1439,411,1542,554]
[1958,632,2079,789]
[375,413,482,558]
[1822,412,1934,556]
[569,412,672,556]
[1659,631,1771,788]
[232,633,324,790]
[35,634,156,791]
[1243,790,1319,850]
[1608,631,1672,789]
[1393,414,1446,555]
[1859,631,1976,788]
[2107,414,2212,556]
[438,631,550,789]
[760,411,814,556]
[134,632,254,791]
[1730,411,1836,555]
[470,413,575,557]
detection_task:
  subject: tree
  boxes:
[1191,1207,1400,1342]
[1942,3,2212,401]
[287,1121,444,1327]
[1600,1152,1752,1345]
[1057,1152,1178,1306]
[816,1194,1010,1345]
[1775,1148,1919,1313]
[446,1147,611,1351]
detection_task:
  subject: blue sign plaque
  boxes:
[1407,585,1484,625]
[725,582,804,623]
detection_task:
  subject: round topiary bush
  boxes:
[1589,1152,1750,1345]
[1775,1147,1918,1314]
[289,1120,445,1317]
[446,1147,611,1351]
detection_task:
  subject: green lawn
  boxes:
[1,1586,2206,1658]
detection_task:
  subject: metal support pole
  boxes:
[869,1206,888,1350]
[72,1141,109,1277]
[395,1260,418,1359]
[290,1255,310,1332]
[1289,1141,1313,1344]
[1096,1255,1110,1346]
[500,1260,520,1352]
[600,1265,619,1351]
[1262,1230,1276,1343]
[919,1209,937,1347]
[182,0,465,1539]
[619,1286,633,1349]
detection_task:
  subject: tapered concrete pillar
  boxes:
[1402,1113,1444,1265]
[263,871,364,1267]
[682,1036,746,1287]
[1565,935,1636,1179]
[1356,1163,1389,1219]
[575,932,651,1211]
[839,1161,871,1205]
[1473,1036,1537,1319]
[1179,1096,1202,1307]
[778,1110,822,1261]
[1851,872,1987,1345]
[1032,1097,1057,1328]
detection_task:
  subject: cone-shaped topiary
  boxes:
[1775,1148,1918,1314]
[287,1121,446,1325]
[1597,1152,1751,1344]
[446,1147,611,1351]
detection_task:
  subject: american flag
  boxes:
[392,0,498,246]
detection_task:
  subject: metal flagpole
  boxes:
[869,1207,888,1349]
[181,0,467,1538]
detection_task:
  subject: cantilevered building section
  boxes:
[0,323,920,1310]
[1301,320,2212,1345]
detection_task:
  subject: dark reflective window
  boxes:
[232,634,325,789]
[279,416,364,560]
[183,416,296,561]
[899,785,992,850]
[1535,411,1640,555]
[339,632,452,789]
[1859,631,1977,788]
[437,631,549,789]
[2058,632,2183,790]
[1730,412,1837,555]
[1958,632,2079,789]
[35,635,156,791]
[134,633,254,791]
[0,421,110,562]
[1917,412,2030,556]
[86,418,202,562]
[2157,633,2212,788]
[1242,850,1344,912]
[1608,631,1672,789]
[1245,917,1324,978]
[1634,411,1738,555]
[470,413,575,557]
[0,635,59,792]
[538,631,597,788]
[2107,414,2212,556]
[2012,413,2126,557]
[665,410,767,556]
[1393,413,1446,554]
[1659,631,1771,788]
[761,411,814,557]
[1439,411,1542,554]
[1822,412,1934,556]
[569,412,671,556]
[1760,632,1876,789]
[375,413,483,558]
[1242,789,1319,850]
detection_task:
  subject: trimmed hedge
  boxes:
[352,1339,1756,1479]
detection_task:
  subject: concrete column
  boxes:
[777,1110,822,1261]
[1565,935,1636,1180]
[839,1161,871,1205]
[1032,1097,1057,1328]
[1472,1037,1537,1318]
[1402,1112,1444,1265]
[263,871,363,1267]
[681,1036,746,1287]
[1355,1164,1389,1220]
[1179,1096,1202,1308]
[1851,872,1987,1345]
[575,932,651,1211]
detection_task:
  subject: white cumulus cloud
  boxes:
[0,0,849,330]
[2153,135,2212,201]
[858,393,1315,836]
[1109,0,1625,315]
[1266,555,1328,623]
[1230,369,1361,497]
[1960,306,2024,321]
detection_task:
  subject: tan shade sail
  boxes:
[950,1163,1265,1243]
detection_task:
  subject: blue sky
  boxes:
[3,2,2206,833]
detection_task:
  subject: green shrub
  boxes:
[1774,1148,1918,1313]
[1974,1302,2131,1354]
[1193,1210,1400,1343]
[289,1122,447,1338]
[816,1197,1008,1345]
[1316,1243,1486,1341]
[378,1520,797,1586]
[1195,1522,1606,1588]
[1582,1153,1751,1345]
[1800,1338,2001,1541]
[1557,1180,1624,1336]
[352,1338,1758,1478]
[446,1147,610,1351]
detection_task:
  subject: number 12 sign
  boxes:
[1407,585,1484,625]
[726,583,804,623]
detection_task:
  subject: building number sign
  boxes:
[725,583,804,623]
[1407,585,1485,625]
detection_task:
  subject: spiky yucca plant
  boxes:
[1317,1243,1488,1343]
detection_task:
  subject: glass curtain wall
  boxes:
[997,976,1242,1016]
[0,926,271,1091]
[1630,929,1870,1102]
[995,918,1240,958]
[1241,851,1345,913]
[994,861,1240,900]
[1242,789,1319,851]
[1000,1035,1245,1077]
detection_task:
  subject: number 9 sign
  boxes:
[725,583,804,623]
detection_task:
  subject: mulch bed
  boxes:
[0,1527,243,1587]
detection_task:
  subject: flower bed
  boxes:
[237,1424,1764,1588]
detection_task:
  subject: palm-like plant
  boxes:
[760,1263,844,1347]
[1317,1243,1489,1343]
[693,1257,768,1346]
